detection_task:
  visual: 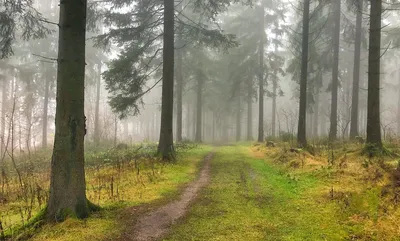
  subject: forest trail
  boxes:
[121,151,215,241]
[162,145,354,240]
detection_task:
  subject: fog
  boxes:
[1,0,399,150]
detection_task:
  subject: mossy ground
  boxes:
[5,142,400,240]
[4,145,212,241]
[165,143,400,241]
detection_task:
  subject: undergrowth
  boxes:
[1,142,209,241]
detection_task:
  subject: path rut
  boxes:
[121,151,214,241]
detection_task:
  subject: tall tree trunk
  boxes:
[247,78,253,141]
[350,0,362,139]
[158,0,175,159]
[192,99,196,139]
[195,77,203,142]
[176,48,183,142]
[175,3,183,143]
[23,72,33,155]
[1,78,7,154]
[42,64,50,149]
[397,70,400,135]
[329,0,341,141]
[94,62,101,144]
[272,75,277,137]
[212,111,215,143]
[257,5,265,142]
[47,0,89,220]
[236,95,241,142]
[114,115,118,145]
[313,89,319,138]
[366,0,382,147]
[297,0,310,147]
[186,101,190,139]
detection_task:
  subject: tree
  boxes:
[94,61,101,144]
[366,0,382,148]
[328,0,341,141]
[0,1,51,59]
[297,0,310,147]
[349,0,363,139]
[158,0,175,159]
[42,64,52,148]
[195,74,204,142]
[46,0,90,220]
[175,2,184,142]
[247,77,253,140]
[257,5,265,143]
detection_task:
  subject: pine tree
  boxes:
[297,0,310,147]
[46,0,91,220]
[366,0,382,148]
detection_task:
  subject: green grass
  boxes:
[6,145,212,241]
[164,145,357,241]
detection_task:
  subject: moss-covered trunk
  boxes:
[46,0,89,221]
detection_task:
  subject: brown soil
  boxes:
[117,151,214,241]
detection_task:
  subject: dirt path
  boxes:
[121,151,214,241]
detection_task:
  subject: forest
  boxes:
[1,0,400,240]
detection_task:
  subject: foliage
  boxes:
[0,0,52,58]
[93,0,240,118]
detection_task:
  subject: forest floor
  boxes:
[162,143,400,241]
[6,142,400,240]
[4,144,213,241]
[115,151,214,241]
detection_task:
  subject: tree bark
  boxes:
[297,0,310,147]
[195,77,203,142]
[158,0,175,159]
[94,62,101,144]
[366,0,382,147]
[47,0,89,221]
[257,5,265,143]
[329,0,341,141]
[350,0,362,139]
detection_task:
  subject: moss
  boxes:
[87,199,101,212]
[3,206,47,240]
[362,143,397,158]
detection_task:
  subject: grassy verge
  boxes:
[165,144,400,241]
[5,144,212,241]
